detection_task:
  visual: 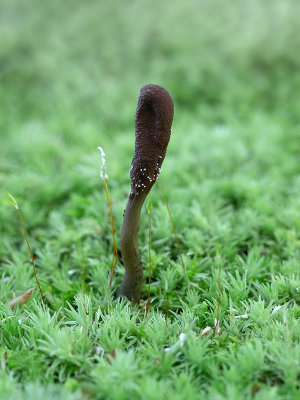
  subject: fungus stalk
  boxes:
[120,84,174,303]
[146,199,152,317]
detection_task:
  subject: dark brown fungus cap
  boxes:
[130,84,174,198]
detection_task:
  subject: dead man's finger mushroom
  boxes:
[120,84,174,303]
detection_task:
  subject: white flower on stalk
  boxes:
[97,146,108,182]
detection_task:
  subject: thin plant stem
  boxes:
[83,296,89,352]
[157,180,185,271]
[17,208,45,304]
[77,241,86,294]
[164,293,168,326]
[110,249,117,286]
[213,254,221,338]
[146,200,152,318]
[103,181,118,286]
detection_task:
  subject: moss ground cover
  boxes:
[0,1,299,399]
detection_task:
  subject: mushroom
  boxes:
[120,84,174,303]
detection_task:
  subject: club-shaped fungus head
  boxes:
[120,84,174,302]
[130,84,174,199]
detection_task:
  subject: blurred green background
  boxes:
[2,0,300,127]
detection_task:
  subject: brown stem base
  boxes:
[120,193,147,303]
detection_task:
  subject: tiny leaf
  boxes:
[3,189,19,209]
[9,288,33,310]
